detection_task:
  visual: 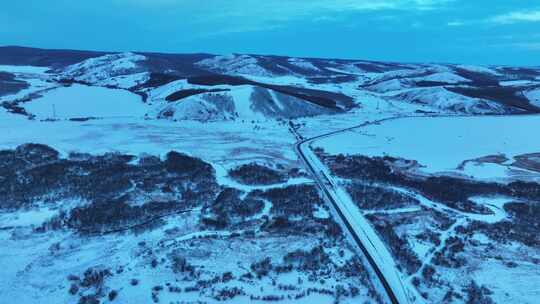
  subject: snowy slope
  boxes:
[0,65,58,103]
[365,78,413,93]
[287,58,321,72]
[196,54,275,77]
[412,71,471,84]
[151,85,334,121]
[455,64,502,76]
[2,47,539,122]
[524,88,540,107]
[390,87,508,114]
[61,52,149,88]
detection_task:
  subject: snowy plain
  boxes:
[315,115,540,180]
[24,84,149,119]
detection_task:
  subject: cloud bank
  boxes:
[488,10,540,24]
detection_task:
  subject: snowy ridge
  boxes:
[196,54,276,77]
[456,64,501,76]
[2,47,540,122]
[367,68,428,84]
[151,85,334,122]
[324,62,367,75]
[365,78,413,93]
[389,87,508,114]
[61,52,149,88]
[412,71,471,84]
[287,58,321,72]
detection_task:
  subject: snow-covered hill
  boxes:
[1,46,540,123]
[1,46,540,304]
[389,87,510,114]
[196,54,277,77]
[151,85,335,122]
[60,52,149,89]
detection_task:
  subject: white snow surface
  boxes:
[456,64,501,76]
[524,88,540,107]
[196,54,274,77]
[412,71,470,84]
[316,115,540,179]
[287,58,320,72]
[499,80,539,87]
[461,162,510,180]
[324,62,368,75]
[389,87,507,114]
[149,83,333,122]
[0,65,50,74]
[0,117,298,167]
[0,208,57,227]
[23,84,148,118]
[229,85,265,119]
[473,257,540,304]
[62,52,147,87]
[366,79,411,93]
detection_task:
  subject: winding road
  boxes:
[291,117,415,304]
[291,112,529,304]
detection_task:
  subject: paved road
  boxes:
[292,112,540,303]
[291,118,413,304]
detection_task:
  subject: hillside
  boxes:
[1,46,539,123]
[1,46,540,304]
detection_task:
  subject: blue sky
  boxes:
[1,0,539,65]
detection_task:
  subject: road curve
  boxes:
[292,119,413,304]
[291,112,539,303]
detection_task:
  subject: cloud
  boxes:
[507,42,540,50]
[447,20,465,27]
[488,10,540,24]
[489,41,540,51]
[447,9,540,27]
[119,0,454,18]
[114,0,455,36]
[123,0,453,11]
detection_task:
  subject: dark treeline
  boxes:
[0,144,219,233]
[228,162,287,185]
[322,153,540,214]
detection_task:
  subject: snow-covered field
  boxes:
[0,65,50,74]
[316,115,540,181]
[312,114,540,303]
[23,84,148,119]
[1,48,540,304]
[525,88,540,107]
[0,118,297,169]
[0,112,383,303]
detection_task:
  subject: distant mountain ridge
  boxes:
[1,46,540,121]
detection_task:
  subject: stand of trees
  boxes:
[228,163,287,185]
[323,153,540,214]
[1,144,219,234]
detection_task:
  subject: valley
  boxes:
[0,46,539,303]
